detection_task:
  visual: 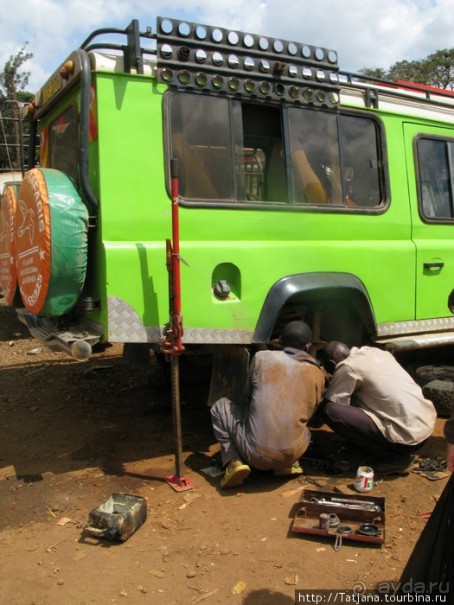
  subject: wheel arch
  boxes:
[252,272,377,345]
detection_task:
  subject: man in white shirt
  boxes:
[319,342,436,473]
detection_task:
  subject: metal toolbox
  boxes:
[292,489,385,546]
[85,493,147,542]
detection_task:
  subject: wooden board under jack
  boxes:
[292,489,385,546]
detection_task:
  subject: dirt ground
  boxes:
[0,297,451,605]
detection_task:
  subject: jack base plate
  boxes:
[165,475,195,492]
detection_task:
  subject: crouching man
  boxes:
[210,321,325,489]
[319,342,437,474]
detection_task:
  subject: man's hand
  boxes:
[447,442,454,473]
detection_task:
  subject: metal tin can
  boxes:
[319,513,330,530]
[85,493,147,542]
[354,466,374,492]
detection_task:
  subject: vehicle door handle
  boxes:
[424,262,444,269]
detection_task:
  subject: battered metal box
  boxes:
[85,493,147,542]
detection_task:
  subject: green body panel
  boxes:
[50,69,451,343]
[403,122,454,319]
[85,74,170,334]
[83,70,419,338]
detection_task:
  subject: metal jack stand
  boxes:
[165,354,194,492]
[162,158,194,492]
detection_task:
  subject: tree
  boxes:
[388,60,428,84]
[0,43,33,101]
[0,43,34,170]
[359,67,387,80]
[360,48,454,91]
[423,49,454,90]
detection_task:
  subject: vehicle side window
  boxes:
[339,115,382,208]
[287,110,383,208]
[48,104,78,183]
[237,102,286,203]
[170,94,233,200]
[417,138,454,220]
[288,109,341,205]
[168,91,385,210]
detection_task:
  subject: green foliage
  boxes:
[360,67,387,80]
[360,48,454,90]
[0,43,33,101]
[423,49,454,89]
[0,43,34,171]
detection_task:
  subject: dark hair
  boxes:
[280,321,312,349]
[320,341,351,370]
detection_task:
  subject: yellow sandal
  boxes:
[220,464,251,489]
[273,465,303,477]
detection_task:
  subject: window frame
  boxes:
[47,102,79,184]
[415,133,454,224]
[164,89,389,214]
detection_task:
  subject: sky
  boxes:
[1,0,453,93]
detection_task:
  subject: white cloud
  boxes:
[0,0,452,93]
[253,0,454,71]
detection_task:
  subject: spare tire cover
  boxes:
[15,168,89,315]
[0,185,18,304]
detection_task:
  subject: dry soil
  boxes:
[0,298,450,605]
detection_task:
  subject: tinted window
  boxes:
[170,94,233,200]
[49,104,78,183]
[288,108,340,204]
[288,110,383,207]
[417,138,454,220]
[169,92,385,209]
[339,115,382,208]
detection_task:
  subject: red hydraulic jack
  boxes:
[162,158,194,492]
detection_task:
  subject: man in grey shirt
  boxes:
[211,321,325,488]
[319,342,436,473]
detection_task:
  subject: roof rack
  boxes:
[76,17,341,108]
[339,70,454,110]
[80,19,156,73]
[46,16,454,115]
[155,16,341,108]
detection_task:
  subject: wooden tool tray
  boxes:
[292,489,385,545]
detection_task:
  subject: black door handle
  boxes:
[424,262,444,269]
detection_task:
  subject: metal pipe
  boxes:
[75,49,99,213]
[170,356,183,479]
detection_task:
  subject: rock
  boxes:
[413,365,454,385]
[149,569,165,578]
[284,574,299,585]
[422,379,454,417]
[218,547,231,556]
[27,347,43,355]
[231,581,246,594]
